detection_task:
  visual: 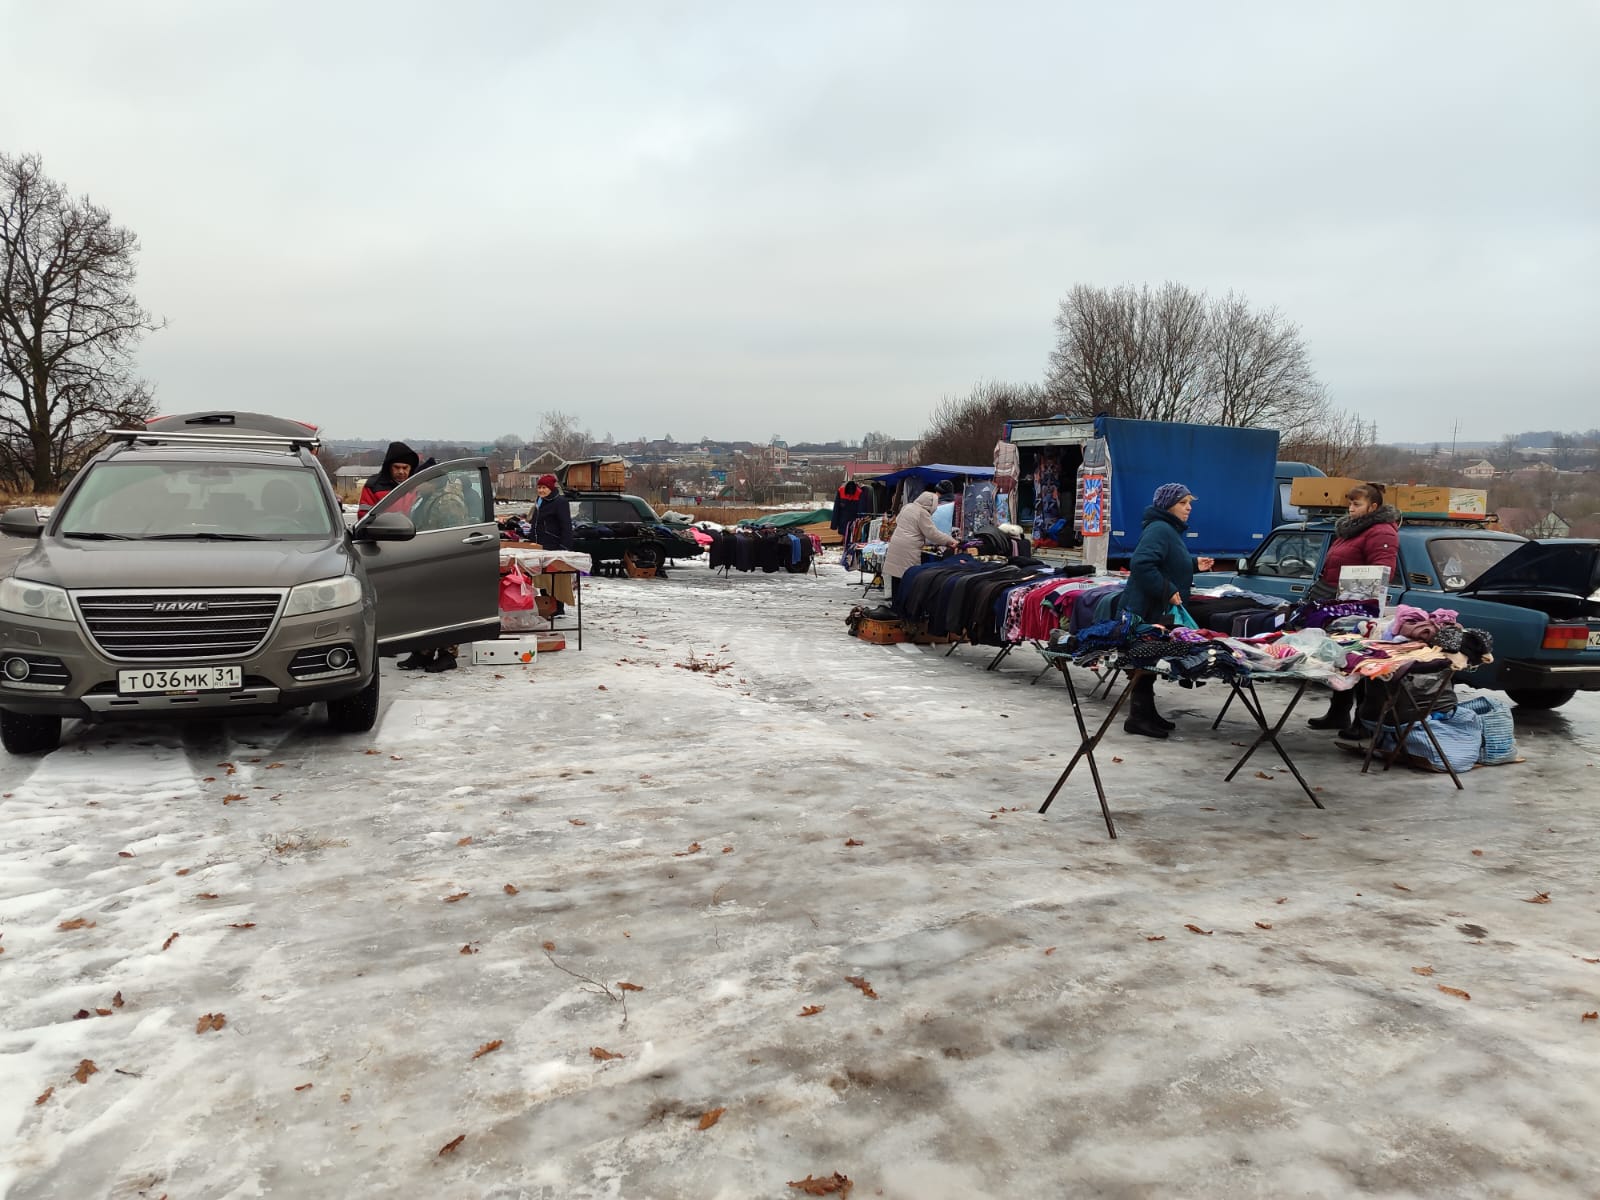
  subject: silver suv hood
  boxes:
[11,538,353,591]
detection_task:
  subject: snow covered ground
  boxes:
[3,557,1598,1200]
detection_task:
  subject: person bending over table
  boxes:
[1306,482,1401,738]
[1118,482,1215,740]
[884,486,958,599]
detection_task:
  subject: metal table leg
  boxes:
[1039,666,1137,838]
[1223,679,1322,808]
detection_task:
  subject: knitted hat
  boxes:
[537,474,559,489]
[1152,482,1194,510]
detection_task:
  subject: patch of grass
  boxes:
[267,832,349,856]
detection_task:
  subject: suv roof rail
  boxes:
[109,429,322,452]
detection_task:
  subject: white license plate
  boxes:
[1590,631,1600,650]
[117,665,243,695]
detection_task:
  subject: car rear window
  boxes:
[57,462,335,539]
[1427,537,1521,591]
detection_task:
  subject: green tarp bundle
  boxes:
[740,508,833,528]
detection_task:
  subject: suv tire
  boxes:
[1505,687,1576,711]
[326,668,381,733]
[1,710,63,755]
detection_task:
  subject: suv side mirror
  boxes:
[0,507,43,539]
[353,512,416,542]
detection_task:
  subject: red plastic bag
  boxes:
[499,563,535,611]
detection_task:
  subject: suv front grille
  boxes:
[75,591,286,661]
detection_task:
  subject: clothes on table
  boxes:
[707,529,816,573]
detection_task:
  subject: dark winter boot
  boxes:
[1148,701,1176,731]
[398,651,431,671]
[1307,689,1355,731]
[423,649,458,673]
[1123,678,1170,740]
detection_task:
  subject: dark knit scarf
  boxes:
[1334,503,1401,541]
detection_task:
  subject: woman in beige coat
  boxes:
[884,490,958,598]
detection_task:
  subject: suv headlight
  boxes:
[0,578,74,622]
[283,575,363,617]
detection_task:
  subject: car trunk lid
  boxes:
[1457,539,1600,621]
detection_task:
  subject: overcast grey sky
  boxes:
[3,1,1595,446]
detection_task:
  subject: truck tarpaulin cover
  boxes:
[1093,416,1279,559]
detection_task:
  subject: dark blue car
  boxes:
[1197,519,1600,710]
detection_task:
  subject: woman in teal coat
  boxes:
[1120,483,1213,739]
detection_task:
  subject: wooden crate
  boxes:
[856,618,907,645]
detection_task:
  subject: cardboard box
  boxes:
[1393,485,1487,518]
[1289,476,1362,508]
[470,637,539,665]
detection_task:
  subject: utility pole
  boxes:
[1450,419,1459,465]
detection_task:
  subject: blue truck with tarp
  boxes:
[1002,415,1281,562]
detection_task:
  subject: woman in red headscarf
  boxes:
[528,474,573,551]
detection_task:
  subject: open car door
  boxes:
[352,459,501,654]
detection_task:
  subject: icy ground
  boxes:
[2,559,1598,1200]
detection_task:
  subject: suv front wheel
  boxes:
[326,669,381,733]
[1,710,63,755]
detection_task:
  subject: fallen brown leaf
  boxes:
[444,892,469,903]
[1584,958,1600,964]
[1254,922,1272,930]
[73,1009,92,1020]
[195,1012,226,1033]
[196,892,219,900]
[460,944,478,955]
[1581,1012,1597,1022]
[844,838,863,847]
[1044,946,1057,955]
[175,868,191,876]
[722,845,733,853]
[117,851,134,858]
[437,1134,466,1156]
[471,1039,503,1060]
[787,1172,853,1196]
[161,932,179,951]
[1254,771,1273,780]
[228,922,256,929]
[35,1086,53,1105]
[1471,849,1483,856]
[294,1083,313,1092]
[568,819,586,826]
[222,793,244,804]
[1111,756,1124,763]
[504,884,519,895]
[597,684,607,690]
[1145,935,1166,942]
[590,1047,624,1061]
[95,1007,111,1016]
[57,917,95,931]
[1524,891,1552,904]
[1412,965,1436,976]
[844,975,878,999]
[799,1005,825,1017]
[112,991,124,1008]
[617,982,645,992]
[457,836,473,846]
[698,1106,725,1130]
[1392,883,1412,892]
[267,762,284,769]
[674,842,703,857]
[542,940,555,951]
[365,749,380,755]
[1438,985,1471,1001]
[1184,924,1213,936]
[1275,897,1288,904]
[73,1059,97,1084]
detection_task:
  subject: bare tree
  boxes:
[733,452,779,503]
[918,379,1054,465]
[628,462,673,502]
[1,153,161,490]
[1045,282,1327,435]
[1279,408,1376,477]
[535,410,593,462]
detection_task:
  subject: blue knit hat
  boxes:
[1152,482,1194,510]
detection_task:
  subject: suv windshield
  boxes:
[57,462,335,540]
[1427,537,1521,591]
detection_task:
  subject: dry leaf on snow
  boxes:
[35,1087,53,1105]
[112,991,124,1008]
[1275,897,1288,904]
[504,884,519,895]
[457,836,473,846]
[117,851,134,858]
[73,1059,97,1084]
[444,892,469,903]
[1145,935,1166,942]
[228,922,256,930]
[437,1134,466,1156]
[196,893,219,900]
[568,819,586,826]
[196,1012,226,1033]
[460,944,478,955]
[1524,891,1552,904]
[294,1083,313,1092]
[590,1047,624,1061]
[722,846,733,854]
[57,917,95,931]
[542,940,555,951]
[1254,922,1273,930]
[95,1007,111,1016]
[799,1005,825,1017]
[698,1107,725,1130]
[1438,985,1471,1001]
[1412,965,1436,976]
[471,1040,503,1060]
[1254,771,1274,780]
[1184,924,1213,936]
[161,932,179,951]
[175,868,191,876]
[617,982,645,992]
[1392,883,1412,892]
[674,842,702,857]
[844,838,864,847]
[787,1172,853,1196]
[1044,946,1057,955]
[1581,1012,1598,1022]
[844,975,878,999]
[1471,849,1484,856]
[222,794,244,804]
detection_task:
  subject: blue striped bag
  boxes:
[1460,694,1518,764]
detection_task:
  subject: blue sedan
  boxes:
[1196,520,1600,709]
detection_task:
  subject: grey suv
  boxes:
[0,411,501,754]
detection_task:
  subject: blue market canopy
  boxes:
[859,463,994,490]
